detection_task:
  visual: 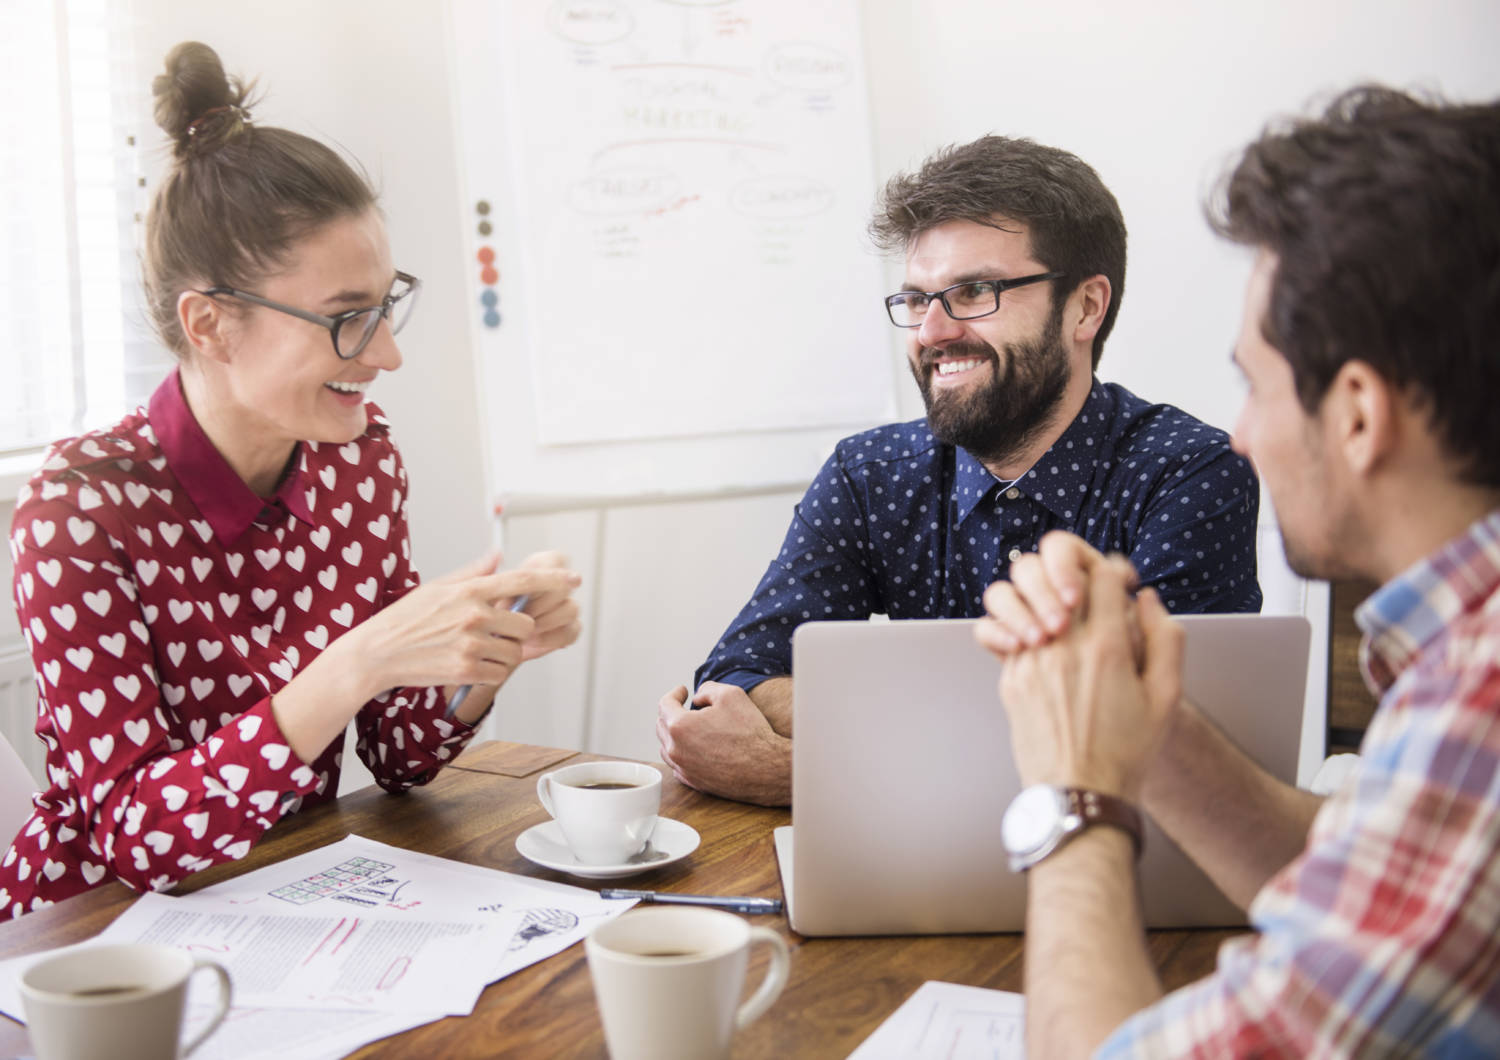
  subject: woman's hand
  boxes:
[339,552,582,700]
[271,552,581,764]
[512,551,584,662]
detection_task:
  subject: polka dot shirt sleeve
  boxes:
[352,444,476,792]
[2,482,316,915]
[695,451,880,691]
[1128,445,1263,615]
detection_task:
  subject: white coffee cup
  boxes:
[20,942,232,1060]
[536,761,662,865]
[586,906,790,1060]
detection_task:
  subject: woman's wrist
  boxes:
[450,681,500,726]
[311,626,386,709]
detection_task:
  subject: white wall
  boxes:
[3,1,1497,787]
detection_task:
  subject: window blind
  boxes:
[0,0,165,458]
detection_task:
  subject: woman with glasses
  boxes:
[0,42,581,917]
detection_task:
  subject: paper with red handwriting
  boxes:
[0,834,639,1060]
[99,889,512,1014]
[198,833,636,982]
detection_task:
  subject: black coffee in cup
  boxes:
[67,985,142,998]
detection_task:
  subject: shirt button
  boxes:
[1008,548,1023,562]
[1005,487,1021,500]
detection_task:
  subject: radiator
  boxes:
[0,648,43,789]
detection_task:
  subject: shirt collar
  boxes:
[150,369,314,546]
[953,379,1116,524]
[1357,507,1500,693]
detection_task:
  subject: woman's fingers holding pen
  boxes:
[513,551,577,608]
[471,562,581,610]
[346,557,580,690]
[430,551,581,612]
[488,553,583,661]
[431,549,505,584]
[343,574,519,691]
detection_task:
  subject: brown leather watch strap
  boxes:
[1065,788,1144,858]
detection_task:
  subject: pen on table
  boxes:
[445,594,529,718]
[599,889,783,915]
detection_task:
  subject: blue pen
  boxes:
[600,890,783,915]
[446,594,529,718]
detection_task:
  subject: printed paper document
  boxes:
[0,834,636,1060]
[848,980,1027,1060]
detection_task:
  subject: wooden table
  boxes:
[0,742,1237,1058]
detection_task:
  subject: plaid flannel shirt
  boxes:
[1099,508,1500,1057]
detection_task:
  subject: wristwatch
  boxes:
[1001,784,1144,872]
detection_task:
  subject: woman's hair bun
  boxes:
[152,41,254,157]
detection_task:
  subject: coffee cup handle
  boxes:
[180,958,233,1057]
[536,771,557,817]
[735,927,790,1030]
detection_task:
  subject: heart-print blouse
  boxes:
[1,370,477,917]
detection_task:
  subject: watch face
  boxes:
[1002,784,1067,856]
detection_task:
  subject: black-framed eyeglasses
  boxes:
[198,270,421,360]
[884,271,1063,328]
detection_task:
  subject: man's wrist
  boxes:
[1030,763,1141,805]
[1002,784,1144,872]
[1027,820,1137,880]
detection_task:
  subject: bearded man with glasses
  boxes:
[656,135,1262,807]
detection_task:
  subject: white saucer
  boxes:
[516,817,701,880]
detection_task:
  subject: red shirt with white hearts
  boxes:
[1,370,477,917]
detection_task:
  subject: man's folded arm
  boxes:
[1143,699,1323,909]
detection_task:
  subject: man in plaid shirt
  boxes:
[977,87,1500,1056]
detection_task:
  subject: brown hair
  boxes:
[144,41,376,357]
[1208,85,1500,487]
[869,136,1127,368]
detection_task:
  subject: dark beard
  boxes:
[913,309,1071,467]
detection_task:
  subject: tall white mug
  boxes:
[586,906,790,1060]
[20,942,232,1060]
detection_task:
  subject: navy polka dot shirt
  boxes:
[697,380,1262,692]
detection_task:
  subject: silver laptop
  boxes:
[776,614,1311,935]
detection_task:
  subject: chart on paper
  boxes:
[267,855,399,906]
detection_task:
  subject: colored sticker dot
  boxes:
[480,266,498,285]
[475,200,491,216]
[477,246,495,265]
[480,289,498,308]
[478,220,493,236]
[483,309,501,328]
